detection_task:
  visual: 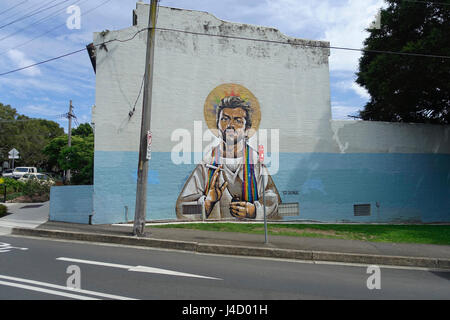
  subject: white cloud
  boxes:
[331,104,362,120]
[335,80,370,100]
[351,82,370,100]
[7,49,41,76]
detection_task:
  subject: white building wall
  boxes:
[89,3,450,225]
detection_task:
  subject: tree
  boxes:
[43,126,94,185]
[356,0,450,124]
[0,103,65,169]
[72,123,93,137]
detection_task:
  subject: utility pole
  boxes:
[133,0,158,237]
[66,100,73,184]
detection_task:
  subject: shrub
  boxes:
[0,204,7,217]
[22,179,50,201]
[2,178,25,194]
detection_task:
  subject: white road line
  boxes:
[0,280,99,300]
[57,257,222,280]
[0,275,137,300]
[0,242,28,252]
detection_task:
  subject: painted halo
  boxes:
[203,83,261,138]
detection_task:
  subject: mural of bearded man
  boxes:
[176,94,281,220]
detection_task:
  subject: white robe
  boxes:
[176,146,280,220]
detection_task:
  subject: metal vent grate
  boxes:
[182,204,203,215]
[354,204,371,216]
[278,203,300,217]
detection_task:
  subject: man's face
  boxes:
[218,107,247,145]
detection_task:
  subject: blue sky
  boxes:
[0,0,385,132]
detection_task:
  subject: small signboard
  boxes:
[146,131,152,160]
[258,145,264,163]
[8,148,19,159]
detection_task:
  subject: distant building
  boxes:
[50,3,450,224]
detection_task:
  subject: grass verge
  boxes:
[152,223,450,245]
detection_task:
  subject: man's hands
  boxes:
[230,201,256,219]
[205,165,228,216]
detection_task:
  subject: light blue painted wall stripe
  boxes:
[92,151,450,224]
[49,185,93,224]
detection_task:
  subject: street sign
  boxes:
[8,148,19,159]
[258,145,264,163]
[146,131,152,160]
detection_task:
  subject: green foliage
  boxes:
[0,103,65,169]
[43,128,94,185]
[153,223,450,245]
[0,204,7,217]
[22,179,50,201]
[2,177,25,194]
[72,123,93,137]
[356,0,450,124]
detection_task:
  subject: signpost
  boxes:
[8,148,19,169]
[147,131,152,160]
[0,178,5,203]
[259,145,268,244]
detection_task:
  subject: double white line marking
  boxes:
[0,242,28,253]
[0,275,137,300]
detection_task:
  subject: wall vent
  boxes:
[278,203,300,217]
[354,204,371,216]
[182,204,202,215]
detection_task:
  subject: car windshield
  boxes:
[23,174,30,178]
[36,174,46,179]
[15,168,28,172]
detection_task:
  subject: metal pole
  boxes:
[263,172,268,244]
[133,0,158,237]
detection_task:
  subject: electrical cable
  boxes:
[0,0,84,43]
[0,0,57,23]
[0,1,29,17]
[0,0,71,30]
[0,0,112,57]
[1,8,450,77]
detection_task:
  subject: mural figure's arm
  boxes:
[204,165,228,217]
[253,163,279,220]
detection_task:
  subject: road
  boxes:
[0,234,449,301]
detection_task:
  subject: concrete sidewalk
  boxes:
[10,220,450,270]
[0,202,49,235]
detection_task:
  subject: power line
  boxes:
[0,0,83,43]
[0,48,86,76]
[0,0,29,17]
[1,23,450,77]
[0,0,112,57]
[0,0,71,30]
[0,0,56,24]
[401,0,450,6]
[154,27,450,59]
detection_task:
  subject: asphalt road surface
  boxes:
[0,234,449,301]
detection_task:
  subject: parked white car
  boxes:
[19,173,55,185]
[1,169,14,178]
[13,167,38,179]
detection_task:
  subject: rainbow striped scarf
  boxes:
[205,144,259,203]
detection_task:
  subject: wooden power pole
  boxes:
[67,100,73,184]
[133,0,159,236]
